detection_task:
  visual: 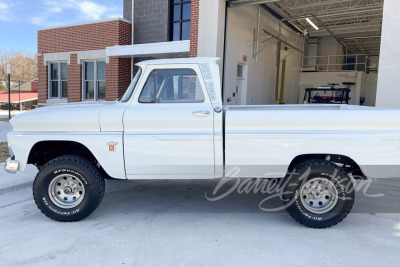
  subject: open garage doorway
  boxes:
[223,0,383,107]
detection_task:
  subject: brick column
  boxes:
[37,55,48,104]
[106,57,118,101]
[68,54,82,102]
[106,57,131,101]
[118,58,132,99]
[189,0,200,57]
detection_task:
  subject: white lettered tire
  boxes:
[33,155,105,222]
[283,159,355,228]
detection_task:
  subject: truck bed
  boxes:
[224,104,400,179]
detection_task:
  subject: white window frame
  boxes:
[48,61,68,99]
[82,60,106,101]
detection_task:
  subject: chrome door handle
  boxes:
[193,110,210,116]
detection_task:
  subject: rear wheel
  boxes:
[33,155,105,222]
[283,159,354,228]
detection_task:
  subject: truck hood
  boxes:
[10,102,115,132]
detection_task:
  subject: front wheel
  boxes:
[283,159,355,228]
[33,155,105,222]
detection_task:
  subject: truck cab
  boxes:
[121,58,224,179]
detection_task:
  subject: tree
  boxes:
[0,50,37,91]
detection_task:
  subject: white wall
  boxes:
[223,5,303,105]
[197,0,226,80]
[317,37,344,71]
[376,0,400,108]
[306,43,318,67]
[364,73,378,107]
[197,0,226,59]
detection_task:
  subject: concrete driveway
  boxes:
[0,166,399,266]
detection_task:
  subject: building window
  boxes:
[83,60,106,101]
[49,62,67,99]
[170,0,191,41]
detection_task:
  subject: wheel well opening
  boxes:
[28,141,98,168]
[288,154,366,179]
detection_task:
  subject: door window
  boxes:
[139,69,204,103]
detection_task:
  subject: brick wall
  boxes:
[105,57,132,101]
[38,19,131,54]
[37,55,47,103]
[38,19,132,104]
[134,0,169,44]
[67,54,82,102]
[189,0,200,57]
[31,79,38,92]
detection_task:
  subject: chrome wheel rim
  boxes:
[48,174,85,209]
[299,178,338,214]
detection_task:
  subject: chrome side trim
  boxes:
[125,132,215,141]
[226,130,400,141]
[226,130,400,136]
[124,132,215,136]
[12,132,122,137]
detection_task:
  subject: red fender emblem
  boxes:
[106,142,118,152]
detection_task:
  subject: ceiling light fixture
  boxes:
[306,18,319,31]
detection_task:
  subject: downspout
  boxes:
[131,0,135,80]
[131,0,134,44]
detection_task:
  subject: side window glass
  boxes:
[139,71,156,103]
[139,68,204,103]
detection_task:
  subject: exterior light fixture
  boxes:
[306,18,319,31]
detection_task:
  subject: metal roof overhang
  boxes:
[227,0,383,55]
[227,0,281,7]
[106,40,190,58]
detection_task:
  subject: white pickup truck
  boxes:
[5,58,400,228]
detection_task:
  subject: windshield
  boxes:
[120,67,142,102]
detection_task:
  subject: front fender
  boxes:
[7,131,126,179]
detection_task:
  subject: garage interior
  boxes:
[223,0,383,107]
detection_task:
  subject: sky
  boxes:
[0,0,123,55]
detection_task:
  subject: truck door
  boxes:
[123,65,216,179]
